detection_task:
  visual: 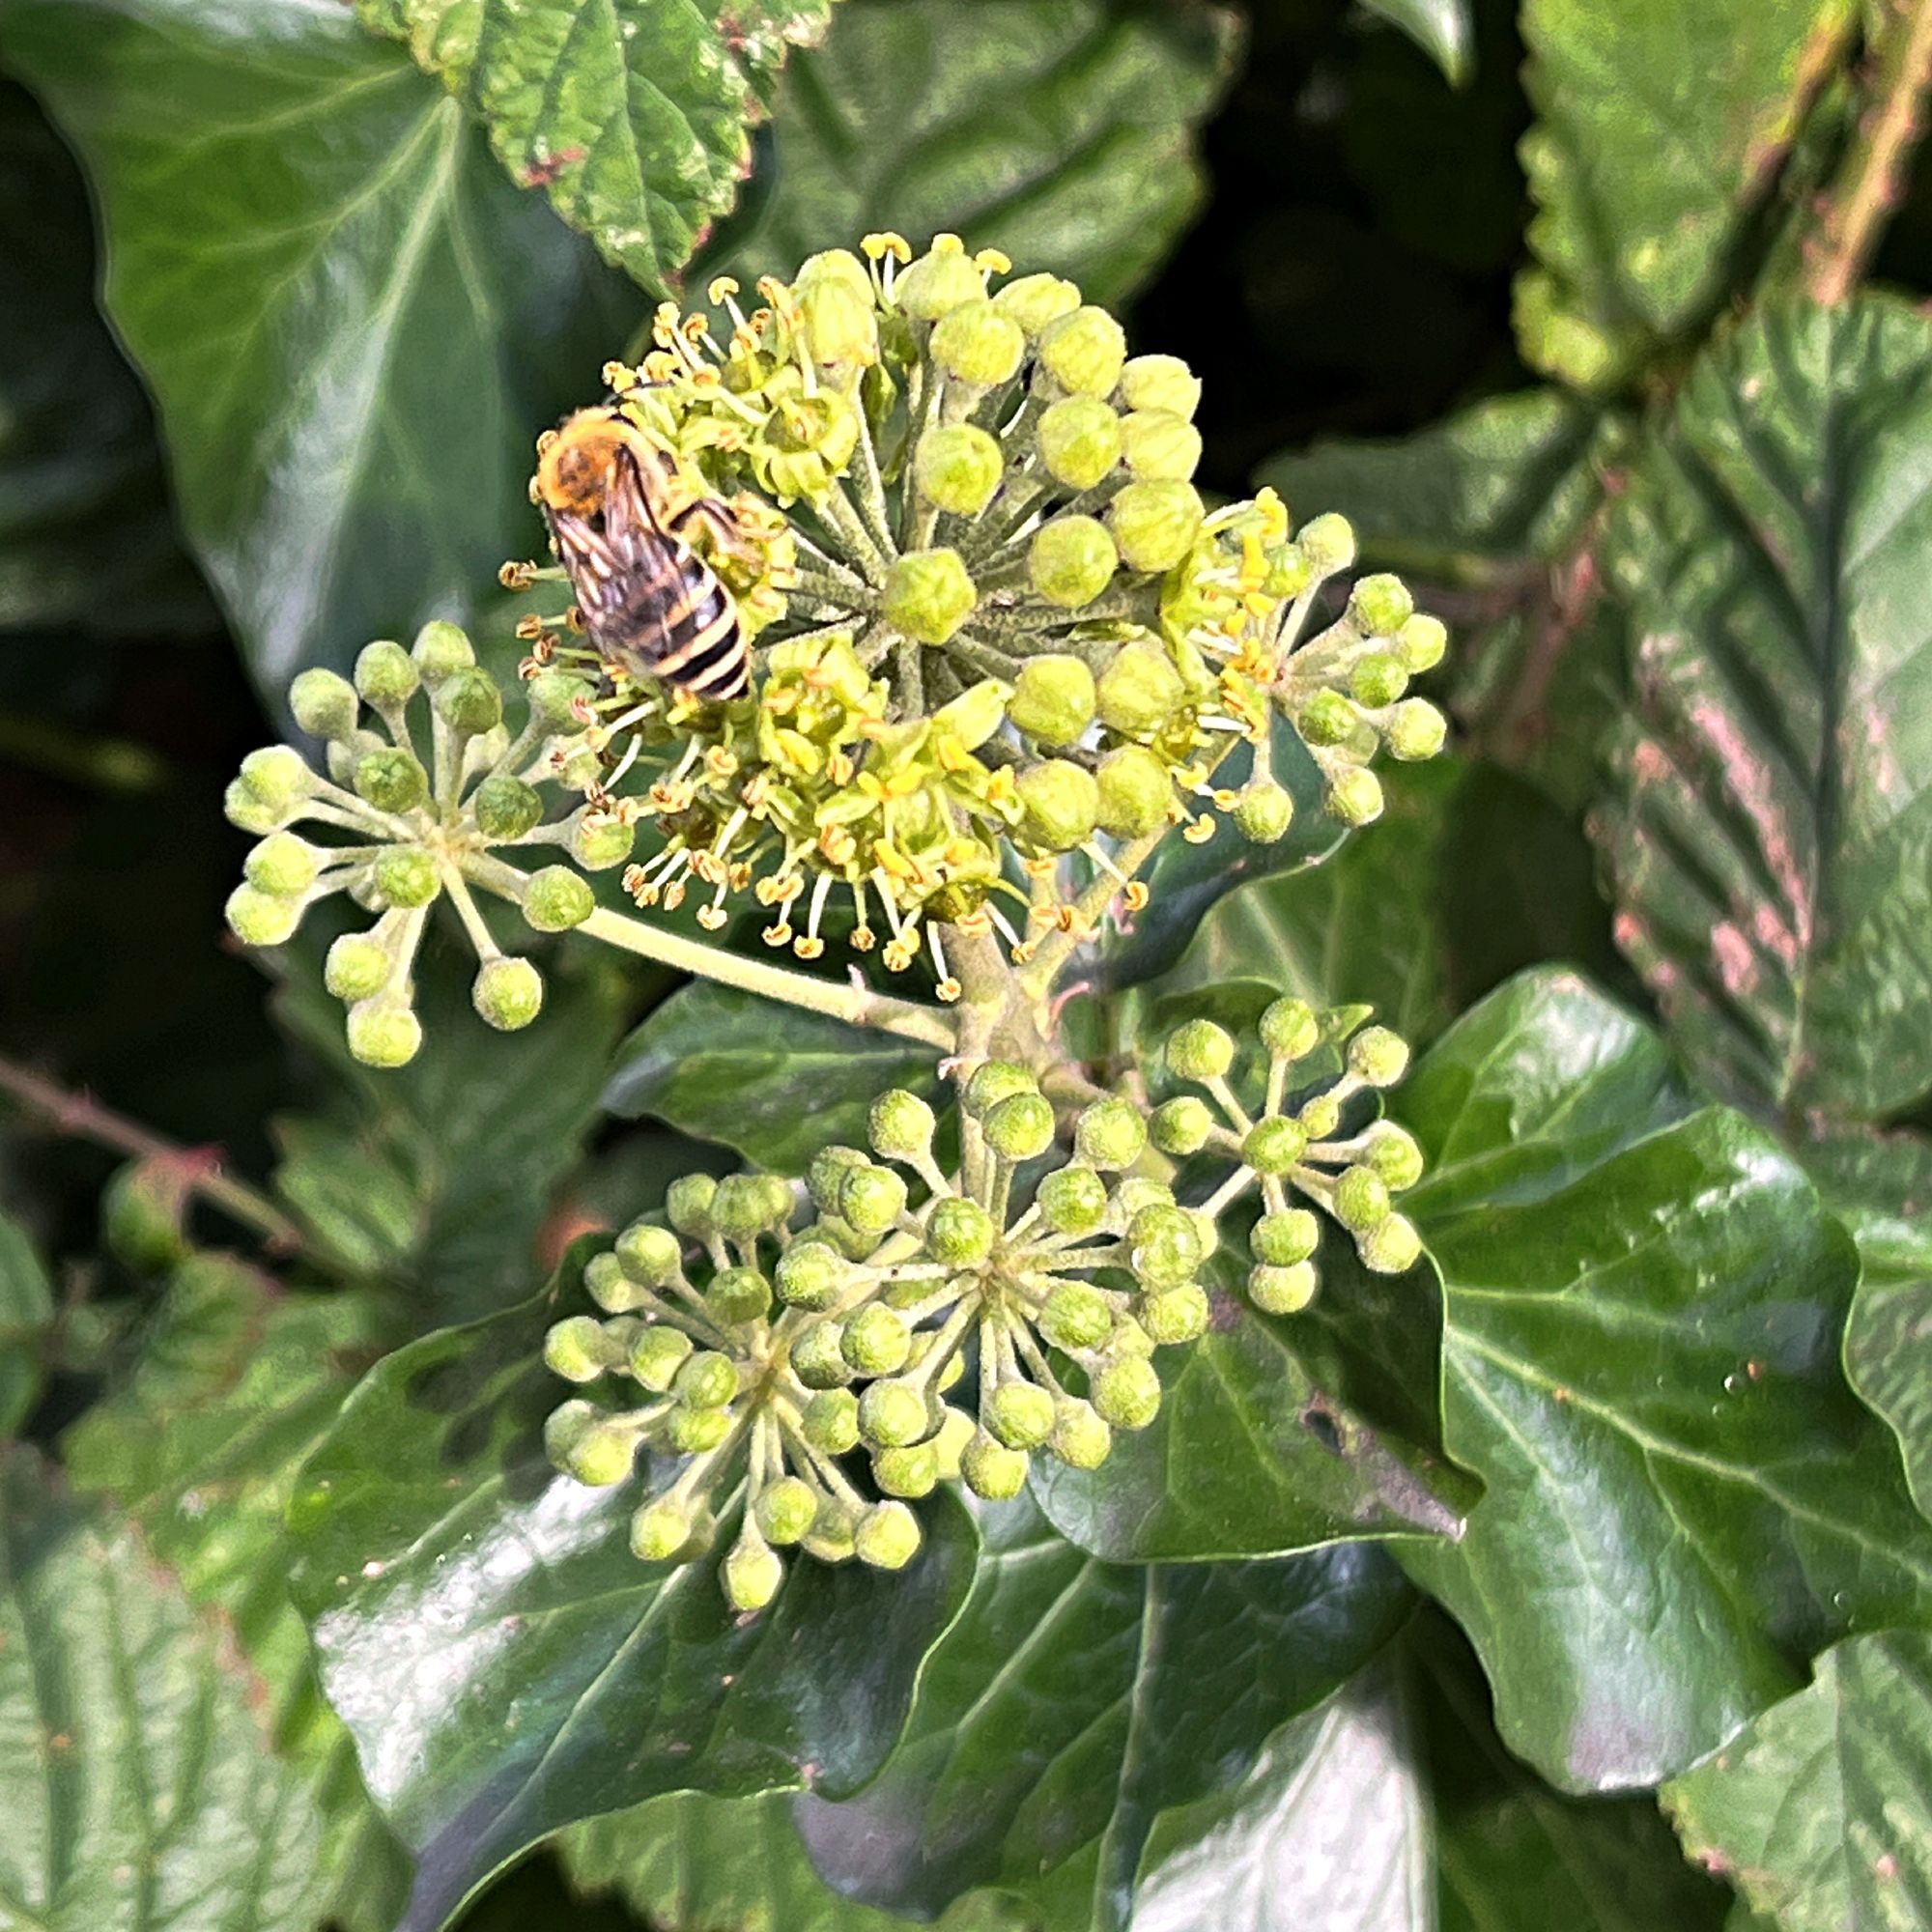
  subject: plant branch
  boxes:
[1808,0,1932,303]
[0,1054,304,1252]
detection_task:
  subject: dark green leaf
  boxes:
[1664,1632,1932,1931]
[0,1448,328,1930]
[1355,0,1472,85]
[287,1250,977,1932]
[1516,1,1853,389]
[1600,299,1932,1121]
[723,0,1237,305]
[1402,967,1932,1791]
[605,980,941,1172]
[0,0,632,702]
[0,1208,54,1435]
[796,1494,1409,1927]
[358,0,833,291]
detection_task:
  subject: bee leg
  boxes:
[685,497,762,567]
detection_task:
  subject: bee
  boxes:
[534,407,752,701]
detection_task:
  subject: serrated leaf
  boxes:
[0,1208,55,1435]
[0,0,632,704]
[0,1449,328,1930]
[605,980,942,1172]
[1516,0,1854,389]
[1664,1632,1932,1931]
[795,1495,1409,1929]
[1401,967,1932,1792]
[360,0,833,291]
[287,1247,978,1932]
[720,0,1236,304]
[1599,299,1932,1122]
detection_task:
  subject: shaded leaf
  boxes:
[0,1207,54,1435]
[0,1448,327,1930]
[287,1248,977,1932]
[1355,0,1472,85]
[0,0,632,702]
[1402,967,1932,1791]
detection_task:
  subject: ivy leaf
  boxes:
[605,980,942,1172]
[0,1208,54,1435]
[0,1448,329,1930]
[1401,966,1932,1792]
[358,0,834,291]
[1516,0,1854,389]
[1355,0,1473,85]
[795,1494,1410,1928]
[721,0,1237,304]
[1663,1632,1932,1931]
[0,0,632,703]
[1599,299,1932,1122]
[286,1248,977,1932]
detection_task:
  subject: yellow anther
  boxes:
[862,232,912,263]
[707,275,741,305]
[974,247,1012,275]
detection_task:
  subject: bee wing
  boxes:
[548,456,683,663]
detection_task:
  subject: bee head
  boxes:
[536,410,647,517]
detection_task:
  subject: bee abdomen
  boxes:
[605,552,747,700]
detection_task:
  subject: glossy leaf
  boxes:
[796,1495,1410,1928]
[1600,299,1932,1120]
[1355,0,1472,85]
[1516,0,1854,389]
[359,0,832,291]
[1664,1632,1932,1931]
[0,1208,54,1435]
[0,0,631,701]
[724,0,1237,304]
[605,980,942,1172]
[287,1250,977,1932]
[0,1449,327,1930]
[1402,967,1932,1791]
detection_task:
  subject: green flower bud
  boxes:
[1185,1207,1220,1264]
[543,1397,595,1461]
[1363,1123,1425,1191]
[960,1432,1029,1500]
[1242,1117,1307,1178]
[840,1163,909,1236]
[1260,998,1319,1061]
[1151,1095,1213,1155]
[668,1404,733,1453]
[1037,397,1122,491]
[1094,641,1183,734]
[1111,1177,1175,1227]
[868,1089,936,1159]
[289,668,358,740]
[355,640,418,707]
[100,1160,192,1274]
[1349,1026,1410,1088]
[1037,305,1126,397]
[1029,515,1118,608]
[925,1196,996,1267]
[1325,767,1384,828]
[1092,1354,1162,1430]
[1120,409,1202,481]
[243,832,320,898]
[1009,655,1096,749]
[792,1320,854,1389]
[707,1265,772,1326]
[630,1495,695,1561]
[560,1416,638,1487]
[1037,1164,1107,1236]
[986,1378,1056,1450]
[883,547,976,645]
[584,1251,640,1313]
[354,748,428,814]
[1112,1314,1155,1358]
[1298,1094,1343,1140]
[471,956,543,1032]
[1016,757,1099,853]
[1128,1204,1201,1289]
[435,667,501,737]
[930,299,1025,386]
[1386,698,1447,762]
[1398,613,1448,673]
[224,885,301,947]
[470,774,542,843]
[1142,1282,1210,1345]
[321,933,388,1005]
[803,1500,857,1564]
[1119,354,1202,418]
[1108,480,1203,574]
[523,865,595,932]
[803,1386,861,1455]
[1095,745,1174,839]
[724,1529,784,1612]
[797,272,878,367]
[913,423,1004,516]
[412,619,474,681]
[853,1500,923,1570]
[775,1241,844,1310]
[993,271,1081,335]
[629,1324,695,1391]
[1233,781,1294,844]
[983,1091,1057,1162]
[1074,1097,1146,1170]
[1039,1281,1113,1351]
[842,1302,912,1376]
[1051,1398,1112,1468]
[223,779,286,835]
[374,846,439,910]
[895,239,983,320]
[1333,1167,1391,1231]
[858,1378,929,1448]
[1350,651,1408,710]
[239,746,310,812]
[932,1405,976,1480]
[676,1349,740,1408]
[1253,1208,1320,1266]
[565,813,631,871]
[1249,1262,1318,1316]
[1299,690,1360,749]
[1296,513,1356,575]
[544,1315,611,1383]
[807,1144,867,1211]
[1167,1017,1235,1083]
[527,668,595,724]
[1350,573,1414,638]
[665,1174,719,1239]
[706,1175,769,1242]
[873,1440,942,1498]
[964,1062,1037,1116]
[613,1221,681,1290]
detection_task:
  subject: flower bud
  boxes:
[223,780,285,835]
[1037,397,1122,491]
[1142,1283,1210,1345]
[773,1241,842,1311]
[883,547,976,645]
[1398,613,1448,673]
[224,885,301,947]
[1334,1167,1392,1231]
[1094,641,1182,734]
[412,619,473,681]
[1350,652,1408,710]
[983,1091,1056,1162]
[1095,745,1173,839]
[629,1324,695,1391]
[1074,1097,1146,1170]
[960,1433,1029,1499]
[1051,1398,1112,1468]
[1233,781,1294,843]
[290,668,358,740]
[932,1406,976,1480]
[913,424,1003,516]
[706,1266,772,1326]
[1037,1164,1107,1236]
[1298,1094,1343,1140]
[724,1528,784,1612]
[1249,1262,1318,1315]
[803,1386,861,1454]
[676,1349,740,1409]
[868,1088,936,1159]
[1029,515,1118,608]
[1242,1117,1307,1178]
[875,1440,942,1498]
[987,1378,1056,1449]
[1325,767,1384,828]
[1120,410,1202,481]
[1150,1095,1213,1155]
[523,865,595,932]
[1039,1281,1112,1351]
[1015,757,1099,852]
[858,1378,928,1448]
[1092,1354,1162,1430]
[610,1221,678,1291]
[930,299,1025,387]
[1253,1208,1319,1266]
[792,1321,854,1389]
[895,238,982,320]
[355,640,418,706]
[582,1252,637,1314]
[435,667,501,736]
[1386,698,1447,762]
[467,955,542,1032]
[317,936,384,1008]
[1349,1026,1409,1088]
[668,1404,733,1453]
[1110,1177,1174,1228]
[631,1495,695,1561]
[840,1163,908,1236]
[797,272,878,368]
[842,1302,913,1375]
[239,745,310,811]
[569,813,635,871]
[1119,354,1201,418]
[1129,1205,1201,1289]
[925,1197,996,1267]
[807,1143,867,1211]
[243,832,320,898]
[354,748,429,814]
[1108,480,1203,574]
[560,1416,639,1487]
[374,847,439,910]
[705,1175,769,1242]
[803,1500,857,1564]
[1112,1314,1155,1357]
[1009,655,1096,748]
[965,1063,1037,1115]
[1037,305,1126,397]
[665,1175,719,1240]
[1296,513,1356,575]
[1260,998,1319,1061]
[468,775,540,843]
[527,668,595,724]
[1363,1123,1425,1191]
[993,271,1081,335]
[1300,691,1360,748]
[1166,1018,1235,1082]
[1350,573,1413,638]
[544,1315,611,1382]
[101,1159,193,1273]
[853,1499,923,1570]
